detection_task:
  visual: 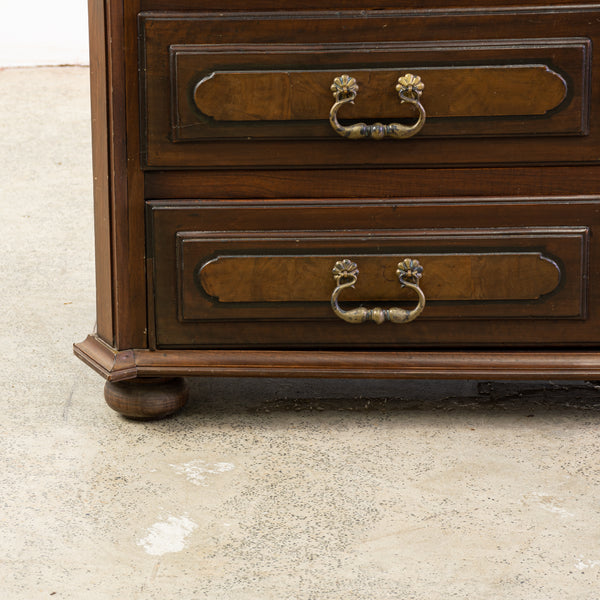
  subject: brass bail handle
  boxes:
[331,259,426,324]
[329,74,426,140]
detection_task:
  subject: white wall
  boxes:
[0,1,89,67]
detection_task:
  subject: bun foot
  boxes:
[104,377,188,419]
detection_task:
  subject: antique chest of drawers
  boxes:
[75,0,600,418]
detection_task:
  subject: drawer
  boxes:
[139,8,597,169]
[147,198,594,348]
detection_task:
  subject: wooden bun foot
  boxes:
[104,377,188,419]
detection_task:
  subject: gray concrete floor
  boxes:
[2,66,600,599]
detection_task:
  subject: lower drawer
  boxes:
[147,198,594,348]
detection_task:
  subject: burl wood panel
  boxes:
[194,65,565,121]
[173,38,586,140]
[147,198,593,348]
[197,252,559,303]
[140,9,596,168]
[177,229,581,322]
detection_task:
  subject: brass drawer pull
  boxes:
[331,259,426,324]
[329,74,426,140]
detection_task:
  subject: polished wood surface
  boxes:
[87,0,147,350]
[198,252,560,303]
[148,199,592,347]
[144,167,600,200]
[104,377,188,419]
[142,0,599,9]
[190,63,569,124]
[87,0,113,343]
[194,65,566,119]
[119,0,147,349]
[140,8,595,167]
[77,0,600,417]
[75,334,600,383]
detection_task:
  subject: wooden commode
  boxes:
[75,0,600,418]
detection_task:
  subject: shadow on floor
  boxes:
[179,378,600,418]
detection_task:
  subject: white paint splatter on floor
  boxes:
[528,492,574,518]
[137,515,198,556]
[575,556,600,570]
[170,460,235,486]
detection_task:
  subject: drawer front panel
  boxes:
[140,8,597,168]
[176,41,584,140]
[148,198,593,348]
[181,231,577,320]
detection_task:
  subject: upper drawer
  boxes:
[139,8,598,169]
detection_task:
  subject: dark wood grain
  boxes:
[148,199,593,347]
[74,334,137,381]
[194,66,566,121]
[104,377,188,419]
[131,349,600,380]
[140,9,595,168]
[89,0,147,351]
[197,252,560,303]
[141,1,600,12]
[87,0,113,344]
[75,334,600,382]
[77,1,600,416]
[144,167,600,200]
[116,0,146,350]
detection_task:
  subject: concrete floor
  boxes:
[2,66,600,599]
